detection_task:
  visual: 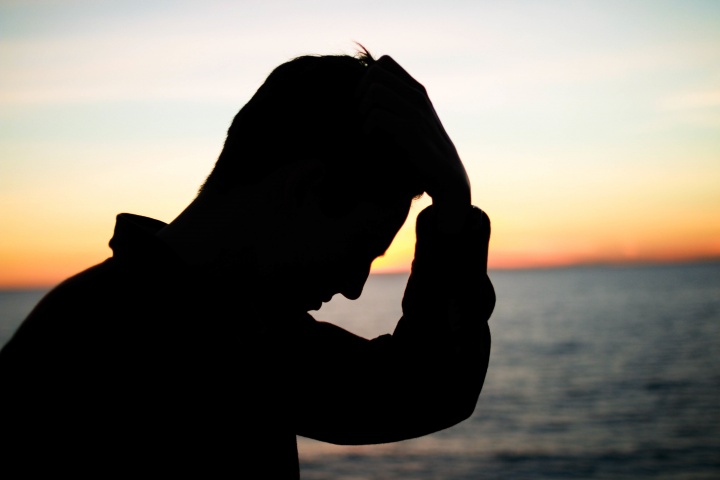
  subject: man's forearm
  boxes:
[391,204,494,422]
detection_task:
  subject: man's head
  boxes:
[199,48,422,215]
[182,49,424,309]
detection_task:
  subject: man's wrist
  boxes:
[432,198,472,234]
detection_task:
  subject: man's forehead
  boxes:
[351,198,410,253]
[355,197,410,225]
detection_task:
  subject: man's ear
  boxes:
[282,159,326,210]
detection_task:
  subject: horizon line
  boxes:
[372,255,720,275]
[2,256,719,291]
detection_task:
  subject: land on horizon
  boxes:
[3,257,719,291]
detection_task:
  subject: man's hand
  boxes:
[358,55,471,233]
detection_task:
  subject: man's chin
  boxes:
[304,300,322,311]
[302,291,336,312]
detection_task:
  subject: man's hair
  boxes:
[199,48,422,215]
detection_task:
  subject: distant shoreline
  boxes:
[373,257,720,276]
[3,258,719,291]
[486,257,720,273]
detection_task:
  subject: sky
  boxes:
[1,0,719,288]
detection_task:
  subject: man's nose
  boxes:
[340,263,371,300]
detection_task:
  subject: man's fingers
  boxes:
[357,53,471,210]
[359,82,419,120]
[361,106,413,146]
[375,56,426,93]
[358,61,455,148]
[357,59,427,107]
[359,77,448,149]
[361,105,440,178]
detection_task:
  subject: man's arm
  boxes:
[293,204,493,444]
[358,55,472,234]
[294,56,494,443]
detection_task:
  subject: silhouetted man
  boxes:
[0,51,495,478]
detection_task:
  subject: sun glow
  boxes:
[2,1,719,288]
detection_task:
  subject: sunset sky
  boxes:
[1,0,719,288]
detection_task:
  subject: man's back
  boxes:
[0,214,302,476]
[1,206,492,477]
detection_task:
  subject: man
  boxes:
[0,51,494,478]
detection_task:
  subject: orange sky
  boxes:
[2,1,719,289]
[2,191,718,288]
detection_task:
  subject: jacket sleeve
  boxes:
[293,205,495,445]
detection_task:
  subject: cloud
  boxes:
[659,90,720,110]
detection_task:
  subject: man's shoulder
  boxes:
[0,258,120,355]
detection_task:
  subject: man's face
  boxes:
[274,195,412,311]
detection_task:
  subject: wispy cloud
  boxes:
[659,89,720,110]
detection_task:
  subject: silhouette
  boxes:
[0,50,495,478]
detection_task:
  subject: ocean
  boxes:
[1,262,719,479]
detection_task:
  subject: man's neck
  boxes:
[157,192,249,267]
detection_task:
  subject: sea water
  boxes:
[1,263,719,479]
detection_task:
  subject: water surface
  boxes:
[2,263,718,479]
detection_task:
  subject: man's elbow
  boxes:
[456,386,483,423]
[452,324,491,424]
